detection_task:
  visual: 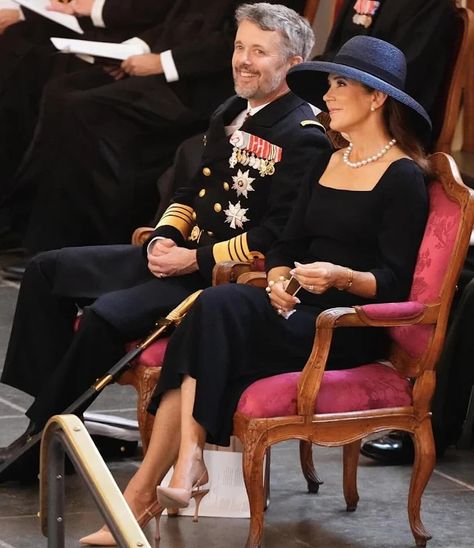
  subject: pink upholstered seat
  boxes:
[237,363,412,418]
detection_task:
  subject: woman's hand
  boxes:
[291,261,343,294]
[267,278,300,315]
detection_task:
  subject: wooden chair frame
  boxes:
[221,153,474,548]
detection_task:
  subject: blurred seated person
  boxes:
[79,35,432,545]
[362,238,474,463]
[0,0,173,198]
[0,2,330,483]
[319,0,456,127]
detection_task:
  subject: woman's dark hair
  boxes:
[382,97,431,175]
[362,84,432,176]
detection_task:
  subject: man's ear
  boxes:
[288,55,303,68]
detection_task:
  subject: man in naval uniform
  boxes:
[0,2,331,481]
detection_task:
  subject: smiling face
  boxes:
[232,20,300,107]
[323,74,382,134]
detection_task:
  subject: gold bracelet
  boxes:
[338,267,354,291]
[345,268,354,289]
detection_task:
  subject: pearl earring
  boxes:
[370,106,376,112]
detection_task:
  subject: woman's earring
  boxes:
[370,106,376,112]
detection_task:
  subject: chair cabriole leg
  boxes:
[299,440,323,493]
[343,440,360,511]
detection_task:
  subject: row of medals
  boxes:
[230,147,276,177]
[352,13,373,28]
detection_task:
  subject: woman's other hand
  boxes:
[267,278,300,314]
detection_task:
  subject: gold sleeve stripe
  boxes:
[154,203,194,239]
[213,233,251,263]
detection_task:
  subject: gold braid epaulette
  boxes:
[154,203,194,240]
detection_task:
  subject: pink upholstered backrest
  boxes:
[390,180,462,358]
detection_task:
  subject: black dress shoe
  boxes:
[360,432,414,465]
[0,423,41,484]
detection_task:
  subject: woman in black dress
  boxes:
[81,35,432,545]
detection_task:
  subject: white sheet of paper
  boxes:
[50,37,145,61]
[12,0,83,33]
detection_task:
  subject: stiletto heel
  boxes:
[79,501,164,545]
[191,488,209,522]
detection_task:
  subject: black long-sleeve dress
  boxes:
[148,157,429,445]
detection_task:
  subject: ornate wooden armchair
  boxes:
[226,153,474,548]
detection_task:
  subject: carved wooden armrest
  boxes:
[296,301,440,416]
[131,226,154,246]
[212,261,256,286]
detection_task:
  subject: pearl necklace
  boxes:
[343,138,397,168]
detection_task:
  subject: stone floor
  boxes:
[1,152,473,547]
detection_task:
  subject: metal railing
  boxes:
[39,414,151,548]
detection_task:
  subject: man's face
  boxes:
[232,20,296,107]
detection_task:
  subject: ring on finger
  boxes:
[277,308,283,315]
[308,284,314,291]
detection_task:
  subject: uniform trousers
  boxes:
[1,246,207,431]
[8,67,207,251]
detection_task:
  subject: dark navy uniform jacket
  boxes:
[149,92,330,280]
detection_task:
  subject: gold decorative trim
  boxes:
[155,203,194,239]
[213,233,251,263]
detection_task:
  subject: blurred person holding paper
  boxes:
[0,0,173,249]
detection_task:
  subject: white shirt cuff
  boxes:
[122,37,150,54]
[160,49,179,83]
[147,236,167,254]
[91,0,106,27]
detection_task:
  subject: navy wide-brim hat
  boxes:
[286,36,432,136]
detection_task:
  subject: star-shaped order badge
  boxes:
[232,169,255,198]
[224,201,249,229]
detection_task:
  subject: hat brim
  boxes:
[287,61,432,135]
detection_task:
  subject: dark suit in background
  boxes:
[0,0,173,189]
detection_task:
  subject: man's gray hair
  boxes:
[235,3,315,61]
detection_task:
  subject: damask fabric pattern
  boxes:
[391,180,462,358]
[237,363,412,418]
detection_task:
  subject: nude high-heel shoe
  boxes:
[156,470,209,522]
[79,500,164,545]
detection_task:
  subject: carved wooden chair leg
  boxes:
[342,440,361,512]
[242,431,268,548]
[408,425,435,547]
[299,439,323,493]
